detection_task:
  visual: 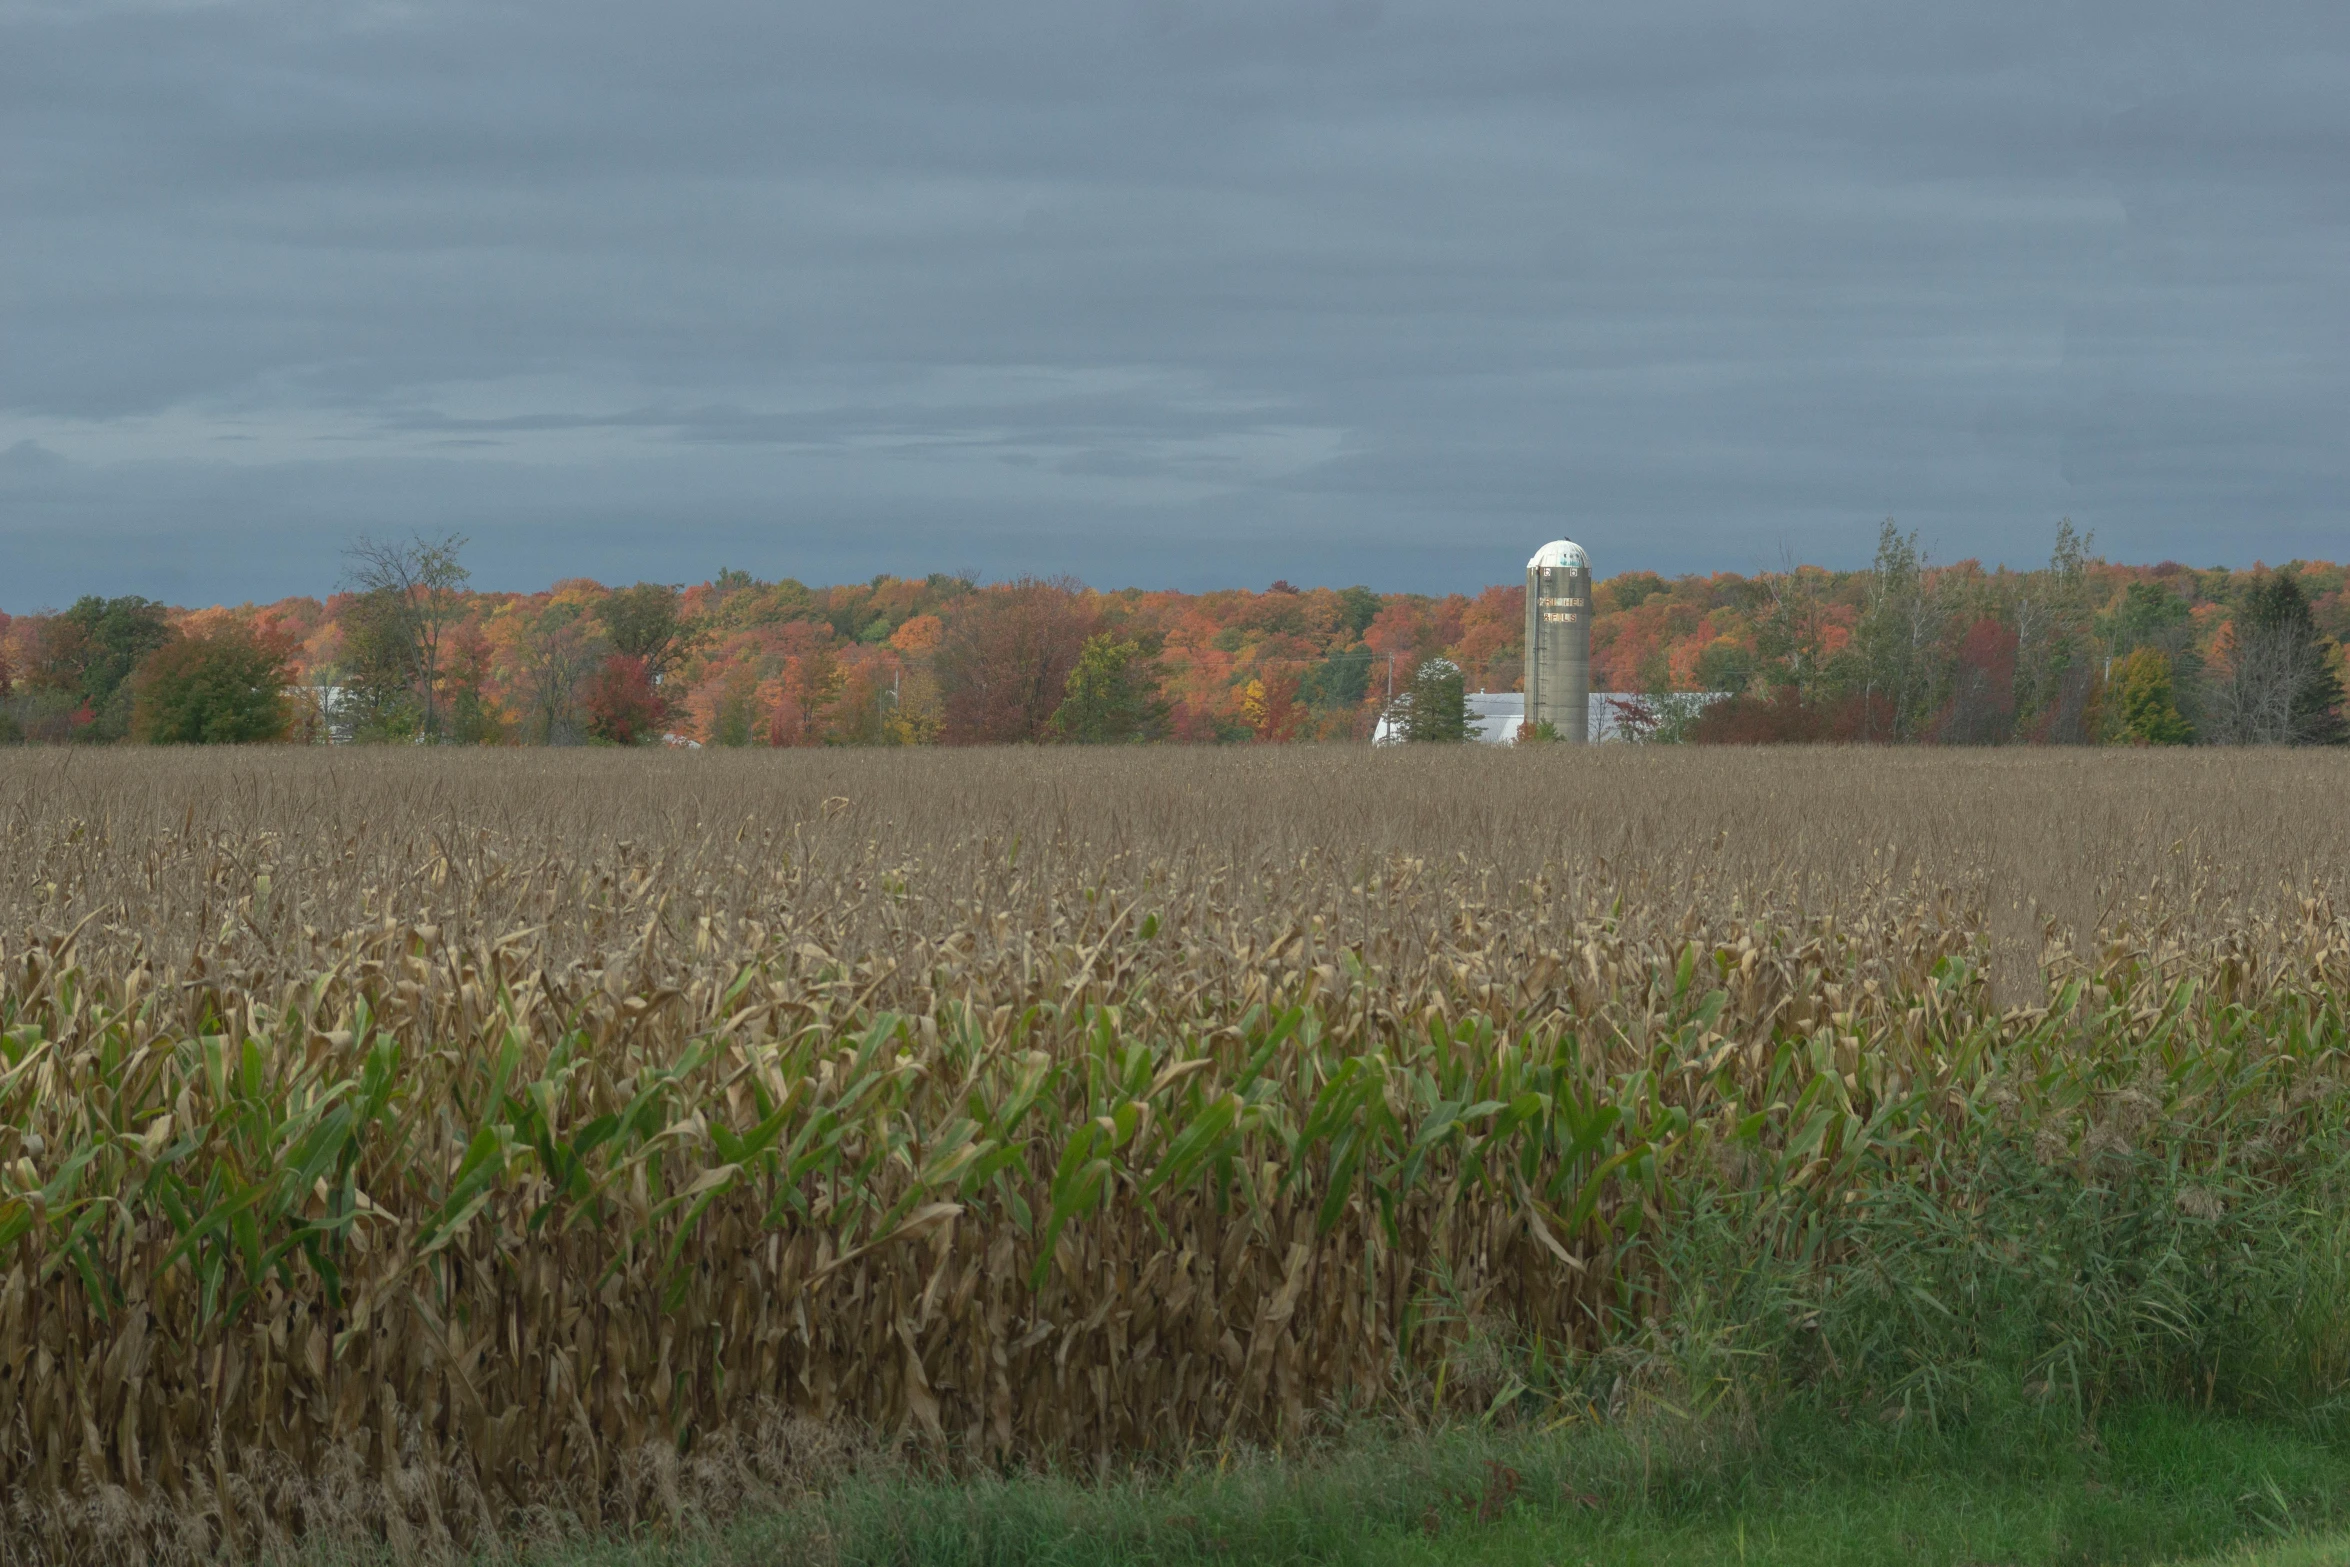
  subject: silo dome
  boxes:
[1527,539,1590,572]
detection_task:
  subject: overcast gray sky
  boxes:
[3,0,2345,607]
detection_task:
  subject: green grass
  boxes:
[2181,1541,2350,1567]
[294,1402,2350,1567]
[2221,1543,2350,1566]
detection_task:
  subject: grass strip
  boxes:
[289,1402,2350,1567]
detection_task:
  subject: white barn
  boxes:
[1374,690,1727,745]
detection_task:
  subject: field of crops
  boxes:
[3,747,2348,1564]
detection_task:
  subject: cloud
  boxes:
[0,439,71,477]
[3,0,2348,607]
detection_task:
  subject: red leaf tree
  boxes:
[934,578,1097,744]
[583,654,662,745]
[1936,618,2019,744]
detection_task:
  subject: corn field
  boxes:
[2,747,2348,1562]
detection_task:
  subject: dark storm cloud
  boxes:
[2,0,2346,607]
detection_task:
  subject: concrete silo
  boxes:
[1524,540,1592,743]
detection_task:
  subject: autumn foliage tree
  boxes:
[1235,672,1304,742]
[1937,618,2020,744]
[596,582,703,719]
[1051,634,1170,743]
[935,578,1096,744]
[335,589,425,740]
[342,533,470,740]
[31,596,176,741]
[2103,648,2192,745]
[583,655,663,745]
[129,622,292,744]
[762,623,841,747]
[504,599,603,745]
[437,624,503,745]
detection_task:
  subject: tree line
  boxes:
[1670,522,2345,746]
[0,525,2341,746]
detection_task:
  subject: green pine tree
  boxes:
[2239,572,2347,745]
[1402,658,1469,743]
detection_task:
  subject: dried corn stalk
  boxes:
[0,748,2344,1562]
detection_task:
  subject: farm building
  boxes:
[1373,690,1729,745]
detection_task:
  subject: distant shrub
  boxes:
[1689,686,1891,744]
